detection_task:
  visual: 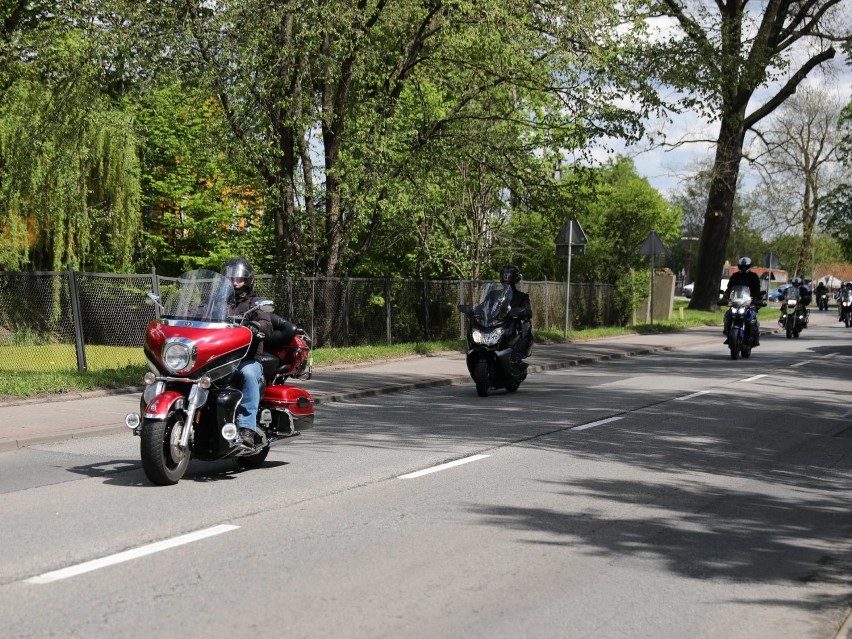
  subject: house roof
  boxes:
[726,266,788,281]
[814,263,852,285]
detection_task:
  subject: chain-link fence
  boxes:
[0,269,618,373]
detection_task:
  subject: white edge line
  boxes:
[741,374,768,382]
[675,390,710,401]
[573,416,624,431]
[790,361,810,368]
[399,454,490,479]
[25,524,240,584]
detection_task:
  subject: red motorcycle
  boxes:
[125,269,314,485]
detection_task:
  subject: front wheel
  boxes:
[473,359,491,397]
[729,333,741,360]
[140,412,190,485]
[846,313,851,328]
[786,319,793,339]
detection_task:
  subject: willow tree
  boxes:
[0,1,142,272]
[641,0,850,310]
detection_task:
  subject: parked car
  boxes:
[768,284,792,301]
[682,279,729,300]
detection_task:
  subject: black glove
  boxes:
[247,321,266,340]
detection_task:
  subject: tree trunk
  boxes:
[688,116,746,310]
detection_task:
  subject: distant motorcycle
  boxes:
[817,290,829,311]
[839,289,852,327]
[458,283,532,397]
[778,286,808,339]
[722,285,763,360]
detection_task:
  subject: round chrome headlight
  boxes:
[163,340,193,373]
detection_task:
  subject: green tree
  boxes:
[172,0,655,278]
[571,156,681,284]
[640,0,849,310]
[134,83,267,275]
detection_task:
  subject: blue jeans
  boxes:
[235,359,262,431]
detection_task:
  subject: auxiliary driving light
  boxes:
[222,423,238,440]
[199,376,212,389]
[143,371,156,385]
[125,412,141,429]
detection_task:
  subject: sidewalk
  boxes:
[0,324,743,452]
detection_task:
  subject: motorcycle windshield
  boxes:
[161,269,236,322]
[843,291,852,303]
[783,286,800,302]
[473,284,512,328]
[728,285,752,307]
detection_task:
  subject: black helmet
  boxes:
[500,265,522,287]
[222,256,255,298]
[737,257,752,272]
[793,276,803,286]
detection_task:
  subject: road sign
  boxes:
[555,220,589,338]
[556,220,588,248]
[556,244,585,256]
[639,230,668,257]
[763,252,780,270]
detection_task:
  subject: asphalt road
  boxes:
[2,311,852,638]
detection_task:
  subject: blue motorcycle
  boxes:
[724,285,763,360]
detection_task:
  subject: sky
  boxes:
[609,62,852,198]
[595,13,852,200]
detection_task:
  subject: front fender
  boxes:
[145,391,187,419]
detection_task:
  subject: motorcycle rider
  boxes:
[793,276,812,324]
[222,257,274,446]
[723,257,763,346]
[836,281,852,321]
[815,281,828,310]
[500,264,533,362]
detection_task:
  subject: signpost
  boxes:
[762,252,781,297]
[639,230,669,328]
[555,220,588,337]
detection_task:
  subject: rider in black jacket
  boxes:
[723,257,763,346]
[500,265,533,361]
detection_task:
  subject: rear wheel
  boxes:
[846,312,850,328]
[141,412,190,485]
[473,359,491,397]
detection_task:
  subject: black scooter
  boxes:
[458,284,532,397]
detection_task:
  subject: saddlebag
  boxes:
[262,385,315,434]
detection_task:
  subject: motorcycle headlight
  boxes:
[162,339,195,374]
[472,327,503,346]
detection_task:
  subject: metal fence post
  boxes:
[544,277,549,329]
[385,278,392,346]
[423,277,430,342]
[67,265,87,372]
[151,267,161,319]
[459,280,464,340]
[343,277,350,348]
